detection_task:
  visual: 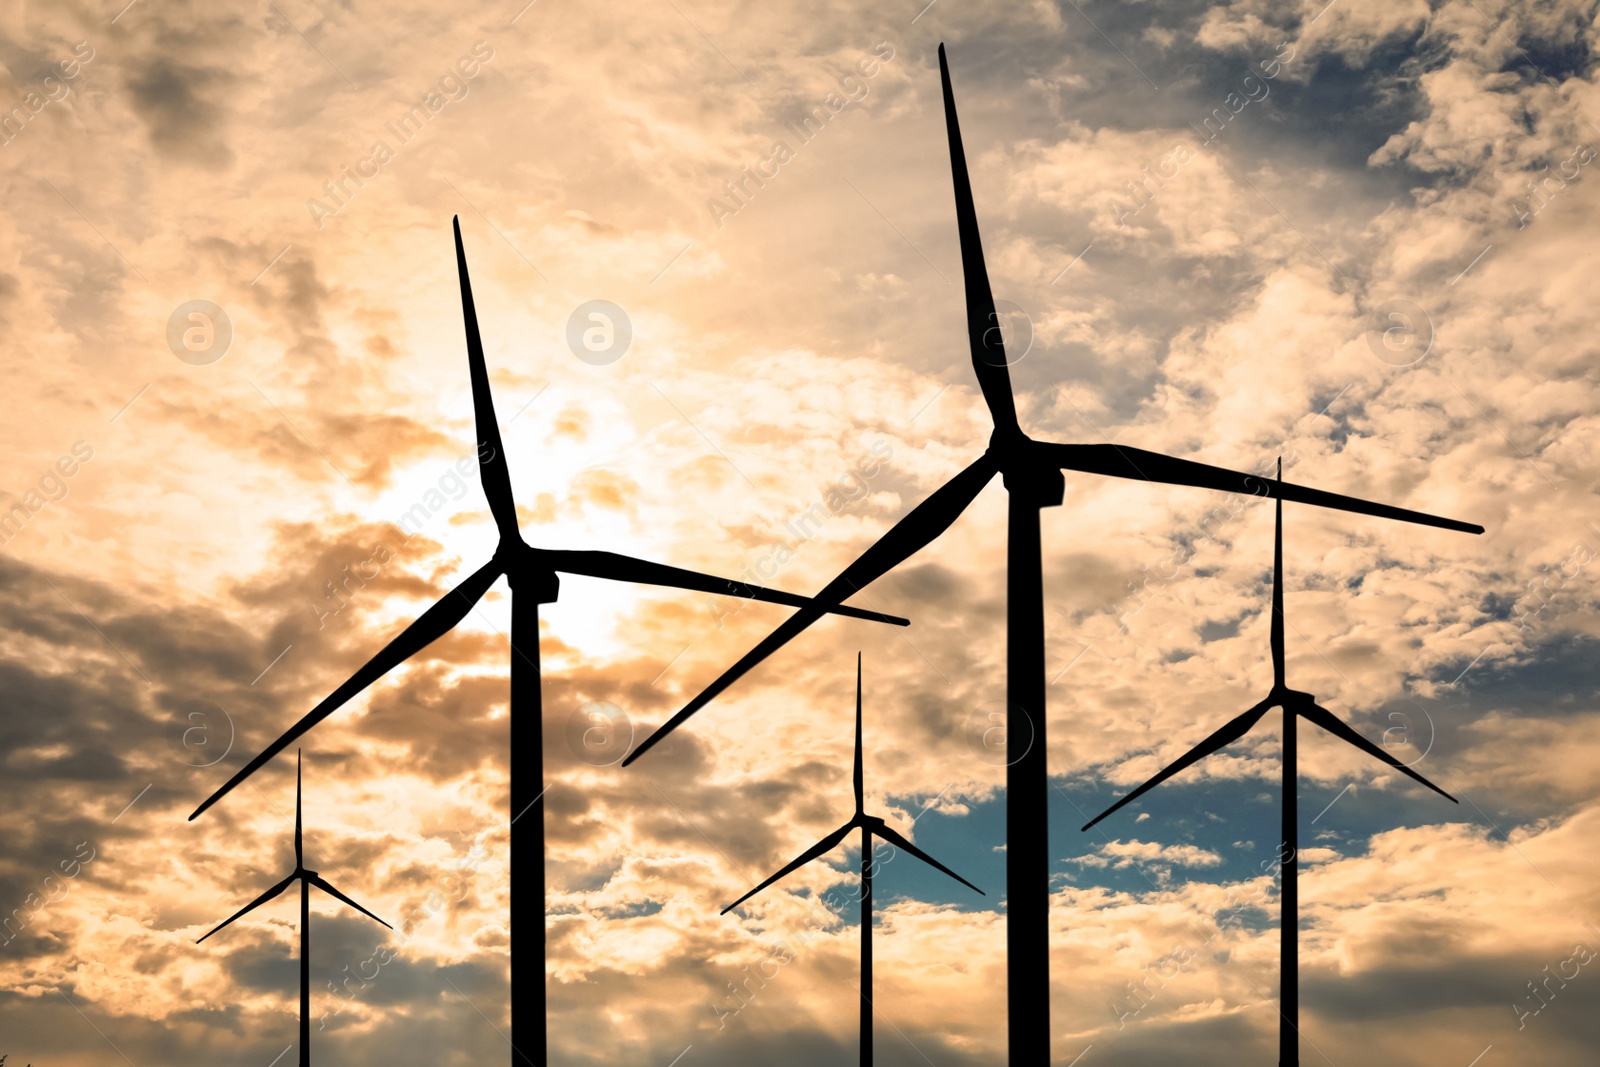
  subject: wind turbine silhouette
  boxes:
[196,751,390,1067]
[1081,460,1457,1065]
[187,217,908,1060]
[623,43,1483,1059]
[721,653,984,1067]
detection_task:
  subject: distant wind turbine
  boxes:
[1081,460,1458,1065]
[624,43,1482,1059]
[197,751,390,1067]
[722,653,984,1067]
[188,218,908,1061]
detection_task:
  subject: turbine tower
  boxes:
[1081,460,1458,1065]
[721,653,984,1067]
[196,752,390,1067]
[623,44,1482,1061]
[189,219,909,1062]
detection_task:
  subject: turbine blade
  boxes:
[872,823,984,896]
[196,872,297,943]
[623,452,1000,766]
[1081,699,1273,830]
[720,820,856,914]
[1301,702,1457,803]
[1046,443,1484,535]
[190,558,504,820]
[541,550,909,627]
[938,43,1019,435]
[308,874,394,929]
[295,750,304,868]
[453,217,520,542]
[853,652,864,816]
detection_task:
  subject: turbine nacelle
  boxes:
[994,439,1067,507]
[504,544,562,604]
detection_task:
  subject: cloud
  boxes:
[124,59,236,169]
[0,0,1595,1063]
[1070,839,1227,870]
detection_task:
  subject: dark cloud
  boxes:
[125,60,235,169]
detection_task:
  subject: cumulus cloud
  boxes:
[1070,839,1227,870]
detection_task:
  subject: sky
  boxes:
[0,0,1597,1064]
